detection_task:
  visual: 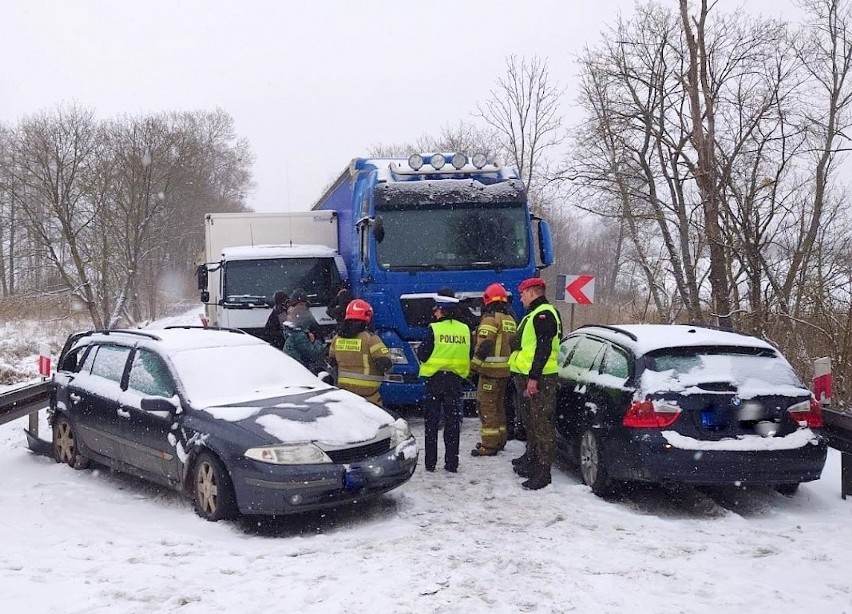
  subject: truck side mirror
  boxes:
[371,216,385,243]
[535,218,554,268]
[200,290,210,303]
[196,264,208,290]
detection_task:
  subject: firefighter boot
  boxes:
[521,464,551,490]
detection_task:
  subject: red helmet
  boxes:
[483,283,509,305]
[345,299,373,322]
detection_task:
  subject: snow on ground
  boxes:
[1,308,852,613]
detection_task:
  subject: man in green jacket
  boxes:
[509,277,562,490]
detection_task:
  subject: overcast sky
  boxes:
[1,0,801,212]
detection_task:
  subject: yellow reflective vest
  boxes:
[419,319,471,379]
[508,302,560,376]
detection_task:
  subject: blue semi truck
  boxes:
[312,152,554,406]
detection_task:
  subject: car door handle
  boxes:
[117,408,131,418]
[70,393,82,403]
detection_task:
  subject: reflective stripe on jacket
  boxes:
[330,331,389,395]
[419,319,471,379]
[472,312,517,378]
[508,303,560,376]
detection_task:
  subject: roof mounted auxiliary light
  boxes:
[451,153,467,169]
[408,154,424,171]
[430,153,445,170]
[471,152,488,169]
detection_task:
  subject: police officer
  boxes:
[328,299,392,406]
[470,283,517,457]
[417,289,471,473]
[509,277,562,490]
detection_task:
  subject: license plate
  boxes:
[462,391,477,401]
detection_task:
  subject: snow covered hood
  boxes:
[198,387,395,446]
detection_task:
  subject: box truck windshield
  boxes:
[223,257,339,305]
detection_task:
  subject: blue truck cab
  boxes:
[312,153,554,406]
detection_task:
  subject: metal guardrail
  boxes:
[0,380,51,426]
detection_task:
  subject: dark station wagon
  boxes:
[50,327,418,521]
[555,324,827,496]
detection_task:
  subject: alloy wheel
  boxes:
[579,430,599,487]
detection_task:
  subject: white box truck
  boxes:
[196,211,346,340]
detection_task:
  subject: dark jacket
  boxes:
[264,305,288,350]
[513,295,561,380]
[326,288,354,324]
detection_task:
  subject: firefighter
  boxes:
[417,289,471,473]
[470,283,517,457]
[328,299,392,406]
[508,277,562,490]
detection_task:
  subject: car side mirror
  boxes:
[141,396,177,416]
[200,290,210,303]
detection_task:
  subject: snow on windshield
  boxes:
[641,350,811,399]
[170,344,323,407]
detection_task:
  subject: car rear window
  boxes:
[643,346,807,393]
[90,345,132,383]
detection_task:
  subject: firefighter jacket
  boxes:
[471,310,517,379]
[329,330,391,397]
[418,318,471,379]
[508,298,561,378]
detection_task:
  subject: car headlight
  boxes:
[387,347,409,365]
[245,444,332,464]
[390,418,412,446]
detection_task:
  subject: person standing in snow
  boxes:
[263,290,289,350]
[417,288,471,473]
[283,288,326,373]
[508,277,562,490]
[328,299,392,406]
[470,282,517,457]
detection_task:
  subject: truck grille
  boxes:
[325,438,392,464]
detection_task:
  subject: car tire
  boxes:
[775,483,800,496]
[52,414,89,470]
[579,429,613,497]
[192,451,238,522]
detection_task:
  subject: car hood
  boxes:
[195,387,395,446]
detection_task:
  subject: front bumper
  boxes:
[604,431,828,486]
[230,437,419,515]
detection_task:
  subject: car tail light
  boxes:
[622,399,682,428]
[787,398,824,428]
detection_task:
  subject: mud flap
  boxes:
[25,429,54,458]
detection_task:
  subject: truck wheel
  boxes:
[192,451,238,521]
[52,414,89,469]
[579,429,613,497]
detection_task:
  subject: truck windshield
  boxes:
[223,258,338,305]
[374,201,529,270]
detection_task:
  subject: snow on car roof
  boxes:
[221,244,337,260]
[575,324,776,356]
[86,327,264,355]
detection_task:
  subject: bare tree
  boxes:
[477,55,565,214]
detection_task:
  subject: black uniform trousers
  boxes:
[423,371,464,471]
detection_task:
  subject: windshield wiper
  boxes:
[471,260,505,271]
[224,295,269,305]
